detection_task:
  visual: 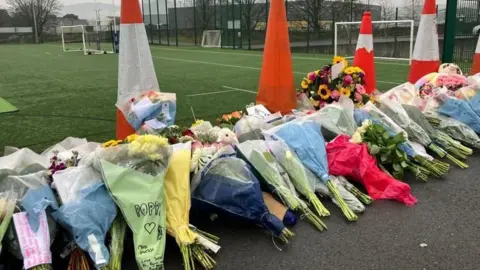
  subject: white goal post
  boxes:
[201,30,221,48]
[61,25,88,54]
[61,25,115,55]
[334,20,414,63]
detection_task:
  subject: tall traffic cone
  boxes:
[353,12,376,94]
[408,0,439,83]
[470,34,480,75]
[256,0,296,114]
[116,0,160,139]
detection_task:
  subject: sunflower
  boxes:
[333,56,348,67]
[339,87,351,97]
[301,78,310,89]
[318,85,331,100]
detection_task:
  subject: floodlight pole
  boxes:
[112,0,117,33]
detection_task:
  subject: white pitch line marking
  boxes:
[221,86,257,94]
[186,89,238,97]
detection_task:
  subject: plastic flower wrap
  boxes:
[353,109,449,178]
[264,120,358,221]
[426,113,480,149]
[377,95,467,167]
[326,134,417,205]
[333,175,372,205]
[238,140,327,229]
[107,215,127,270]
[313,175,366,213]
[234,115,275,143]
[0,191,17,252]
[165,142,219,270]
[266,140,331,217]
[305,96,358,139]
[116,90,177,132]
[434,91,480,134]
[96,134,171,270]
[190,145,294,242]
[51,165,117,268]
[402,104,472,159]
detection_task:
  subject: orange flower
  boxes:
[231,111,242,118]
[222,114,232,121]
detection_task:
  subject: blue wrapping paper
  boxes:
[271,121,330,183]
[21,186,59,233]
[52,183,117,268]
[439,97,480,133]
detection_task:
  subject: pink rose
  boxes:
[356,84,366,94]
[308,72,316,81]
[343,75,353,85]
[331,90,340,100]
[355,92,363,102]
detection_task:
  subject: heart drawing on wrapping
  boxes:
[144,222,156,234]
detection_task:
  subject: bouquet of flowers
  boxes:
[332,175,372,205]
[165,142,219,270]
[426,113,480,149]
[313,175,366,213]
[326,134,417,205]
[216,111,243,129]
[300,56,371,109]
[190,145,294,242]
[158,125,195,144]
[266,140,331,217]
[51,166,117,269]
[96,134,172,270]
[353,109,449,178]
[0,191,17,252]
[238,140,327,229]
[377,95,468,168]
[116,90,177,132]
[265,120,358,221]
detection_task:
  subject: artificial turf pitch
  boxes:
[0,43,410,152]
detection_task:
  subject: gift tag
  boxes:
[132,97,156,121]
[13,211,52,269]
[196,234,221,254]
[331,62,345,80]
[161,102,171,121]
[247,104,271,118]
[145,119,167,130]
[88,234,107,265]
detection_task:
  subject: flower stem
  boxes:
[326,180,358,221]
[445,153,469,169]
[307,193,330,217]
[301,207,328,231]
[348,186,373,205]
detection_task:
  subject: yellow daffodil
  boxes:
[318,85,331,100]
[339,87,351,97]
[125,134,138,143]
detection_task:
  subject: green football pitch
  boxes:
[0,43,411,152]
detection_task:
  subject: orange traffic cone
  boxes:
[256,0,296,114]
[408,0,439,83]
[470,34,480,75]
[353,12,376,94]
[116,0,160,139]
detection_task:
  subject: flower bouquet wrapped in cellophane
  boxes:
[426,112,480,149]
[0,191,17,252]
[353,109,449,178]
[266,140,331,217]
[165,142,219,270]
[326,134,417,205]
[377,95,468,168]
[402,104,473,158]
[51,165,117,269]
[237,140,327,230]
[264,120,358,221]
[95,134,172,270]
[432,90,480,134]
[313,174,366,213]
[106,214,127,270]
[333,175,372,205]
[190,145,294,242]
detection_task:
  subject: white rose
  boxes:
[350,132,363,144]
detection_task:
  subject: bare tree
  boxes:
[195,0,216,30]
[7,0,61,41]
[290,0,325,38]
[404,0,422,22]
[377,0,395,21]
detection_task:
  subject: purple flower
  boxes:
[359,73,365,78]
[343,75,353,85]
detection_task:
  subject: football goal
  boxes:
[201,30,221,48]
[61,25,114,55]
[334,20,414,63]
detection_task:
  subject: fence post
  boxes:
[156,0,161,45]
[239,0,243,49]
[142,0,144,20]
[165,0,170,45]
[232,0,235,49]
[194,0,197,46]
[266,0,269,29]
[174,0,179,46]
[307,12,310,53]
[214,0,217,29]
[393,7,398,57]
[149,0,153,44]
[442,0,458,62]
[220,0,223,49]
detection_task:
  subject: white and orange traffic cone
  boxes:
[353,11,376,94]
[116,0,160,140]
[408,0,439,83]
[470,34,480,75]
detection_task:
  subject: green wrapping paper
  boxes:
[101,160,167,270]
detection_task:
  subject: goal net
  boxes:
[201,30,221,48]
[334,20,414,63]
[61,25,114,55]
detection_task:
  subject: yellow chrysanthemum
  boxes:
[318,85,331,100]
[339,87,351,97]
[301,79,310,89]
[128,134,169,160]
[191,119,204,127]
